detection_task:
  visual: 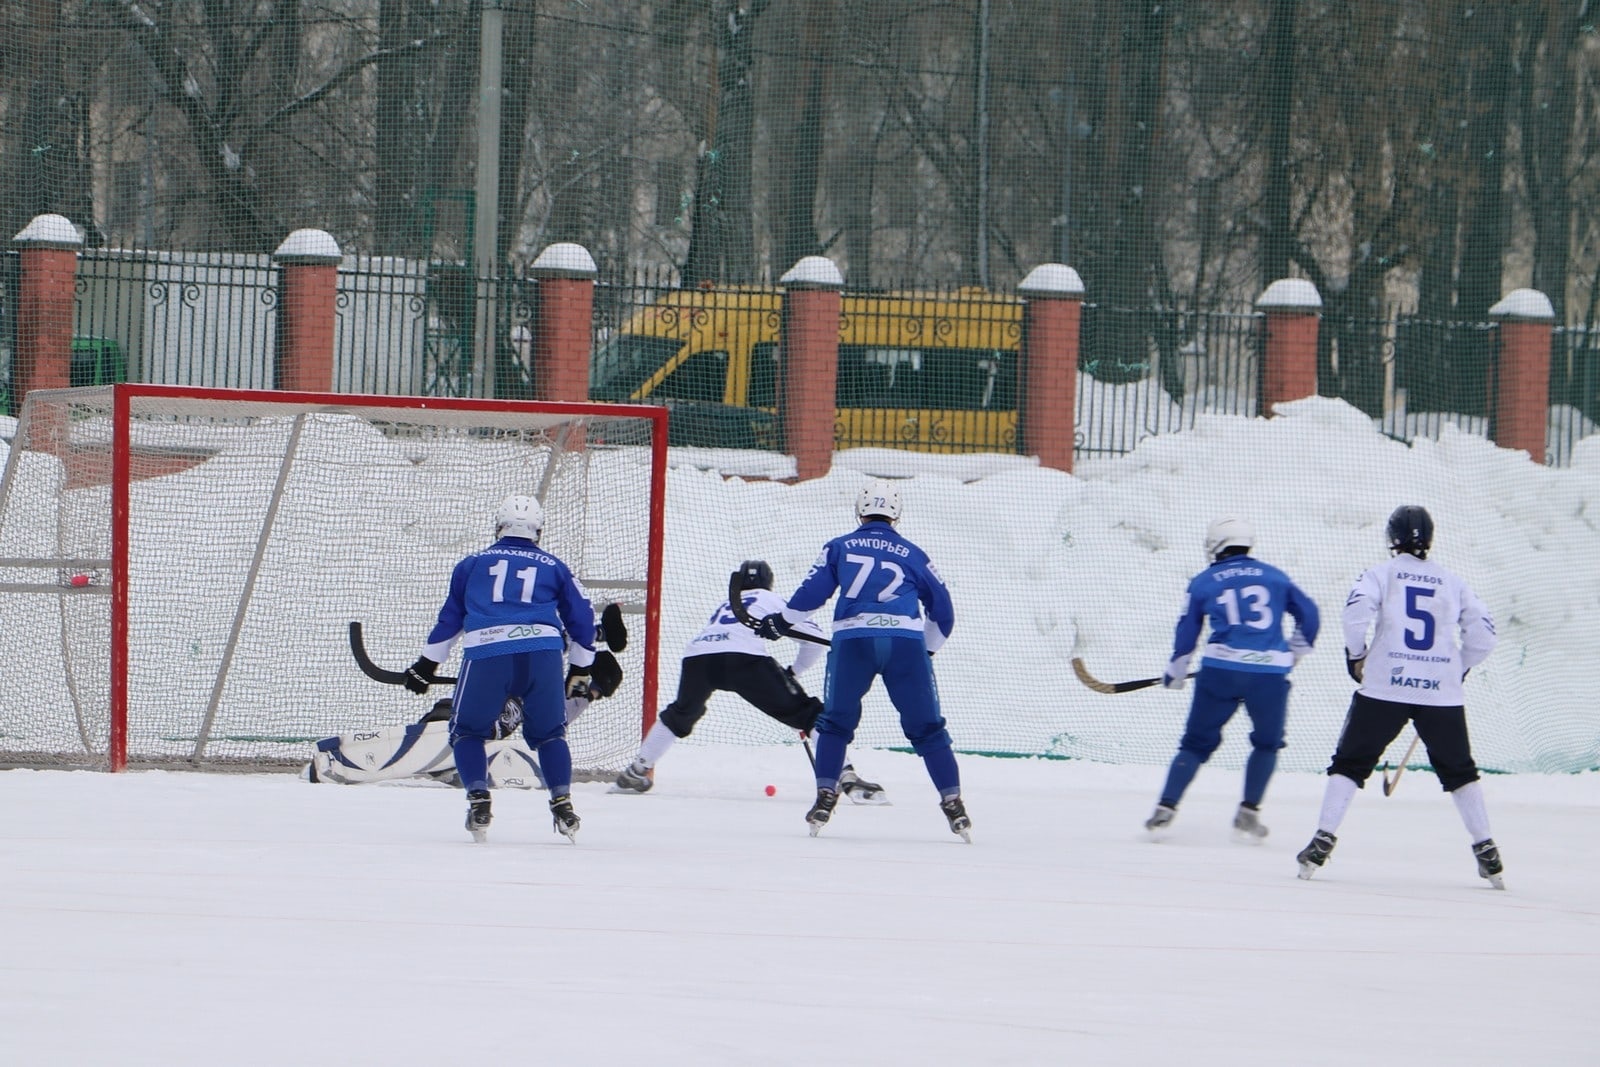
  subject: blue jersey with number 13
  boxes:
[1172,556,1319,674]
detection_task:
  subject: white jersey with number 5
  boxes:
[1343,553,1496,707]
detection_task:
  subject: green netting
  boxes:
[5,3,1600,776]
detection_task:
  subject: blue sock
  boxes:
[814,733,848,790]
[538,739,573,795]
[921,745,961,797]
[1159,750,1203,808]
[1243,748,1278,808]
[454,738,489,793]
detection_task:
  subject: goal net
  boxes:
[0,385,666,774]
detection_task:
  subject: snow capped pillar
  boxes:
[1489,288,1555,464]
[272,229,342,393]
[529,242,598,402]
[11,214,84,403]
[779,256,844,482]
[1256,278,1322,414]
[1018,264,1086,473]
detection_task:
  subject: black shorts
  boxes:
[1327,691,1479,791]
[657,652,823,738]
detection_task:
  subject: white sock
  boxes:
[636,720,678,768]
[1317,774,1360,835]
[1450,780,1493,842]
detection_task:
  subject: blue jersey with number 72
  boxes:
[786,520,955,649]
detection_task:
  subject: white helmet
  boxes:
[856,478,902,523]
[495,494,544,542]
[1204,517,1254,560]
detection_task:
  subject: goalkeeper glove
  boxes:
[589,650,624,698]
[1346,655,1366,683]
[565,663,593,700]
[404,656,438,694]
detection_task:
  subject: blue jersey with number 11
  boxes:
[422,536,596,663]
[1172,555,1319,674]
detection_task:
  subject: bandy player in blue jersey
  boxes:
[403,494,597,843]
[753,479,970,841]
[1144,517,1320,841]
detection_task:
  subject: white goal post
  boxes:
[0,384,667,774]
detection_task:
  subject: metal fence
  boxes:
[1552,326,1600,465]
[73,250,278,392]
[3,253,1596,465]
[1074,305,1261,459]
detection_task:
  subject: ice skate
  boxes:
[1232,804,1268,842]
[610,759,653,794]
[805,788,839,836]
[1144,804,1176,835]
[1296,830,1337,879]
[549,794,580,842]
[940,795,972,843]
[838,765,889,805]
[465,789,492,843]
[1472,838,1506,890]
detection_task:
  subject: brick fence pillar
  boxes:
[1256,278,1322,413]
[778,256,844,482]
[1489,288,1555,463]
[1018,264,1086,473]
[272,229,342,392]
[529,242,598,403]
[12,214,84,403]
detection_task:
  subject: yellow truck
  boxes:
[590,286,1024,452]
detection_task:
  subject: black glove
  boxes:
[599,602,629,652]
[565,663,593,700]
[404,656,438,694]
[589,650,623,698]
[753,613,792,641]
[1346,655,1365,683]
[495,697,524,739]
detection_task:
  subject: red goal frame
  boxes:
[99,384,668,771]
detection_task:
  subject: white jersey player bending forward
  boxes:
[612,560,886,803]
[1296,505,1504,888]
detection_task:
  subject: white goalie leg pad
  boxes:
[309,721,456,785]
[486,739,547,790]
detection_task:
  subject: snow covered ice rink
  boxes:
[4,395,1598,1063]
[3,747,1595,1066]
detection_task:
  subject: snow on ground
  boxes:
[4,395,1598,1064]
[3,748,1595,1066]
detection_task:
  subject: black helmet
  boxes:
[1386,505,1434,558]
[737,559,774,591]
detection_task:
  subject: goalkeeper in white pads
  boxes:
[613,560,886,803]
[403,493,598,843]
[309,605,625,789]
[1296,505,1504,888]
